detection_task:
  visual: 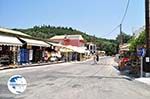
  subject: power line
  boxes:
[120,0,130,24]
[101,25,120,37]
[120,0,130,45]
[100,0,130,38]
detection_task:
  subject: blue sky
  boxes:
[0,0,145,39]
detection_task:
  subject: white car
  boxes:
[50,56,57,62]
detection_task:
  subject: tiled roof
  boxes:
[50,35,66,39]
[50,35,84,40]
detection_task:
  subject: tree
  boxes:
[129,31,146,52]
[13,25,119,55]
[116,33,132,43]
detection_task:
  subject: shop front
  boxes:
[65,45,86,61]
[0,35,22,66]
[18,37,50,64]
[59,46,73,62]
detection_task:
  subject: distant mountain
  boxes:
[14,25,118,55]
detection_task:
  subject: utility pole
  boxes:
[145,0,150,51]
[120,24,123,45]
[143,0,150,72]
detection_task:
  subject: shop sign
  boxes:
[146,57,150,62]
[137,48,145,57]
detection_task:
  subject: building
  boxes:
[49,35,87,61]
[48,35,85,47]
[0,27,50,66]
[0,34,22,66]
[85,42,97,54]
[0,27,30,66]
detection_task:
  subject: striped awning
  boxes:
[0,35,22,46]
[20,38,50,47]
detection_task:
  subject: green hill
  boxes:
[14,25,118,55]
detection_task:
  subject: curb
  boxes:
[0,59,91,71]
[0,61,65,71]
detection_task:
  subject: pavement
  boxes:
[135,77,150,86]
[0,56,150,99]
[0,61,65,70]
[113,57,150,86]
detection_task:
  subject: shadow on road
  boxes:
[113,65,140,79]
[48,74,133,81]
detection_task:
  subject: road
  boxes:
[0,56,150,99]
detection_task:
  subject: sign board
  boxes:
[137,48,145,57]
[141,48,145,57]
[146,57,150,62]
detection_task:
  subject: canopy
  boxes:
[0,35,22,46]
[66,45,86,53]
[47,42,73,52]
[75,47,86,53]
[60,47,73,52]
[48,42,64,47]
[20,38,50,47]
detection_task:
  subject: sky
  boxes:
[0,0,145,39]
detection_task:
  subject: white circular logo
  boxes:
[7,75,27,94]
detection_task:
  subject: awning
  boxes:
[48,42,64,47]
[20,38,50,47]
[66,45,86,53]
[0,35,22,46]
[75,47,86,53]
[60,47,73,52]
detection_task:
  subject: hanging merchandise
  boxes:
[29,49,33,61]
[0,47,2,51]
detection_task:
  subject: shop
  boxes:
[0,35,22,66]
[65,45,86,61]
[59,46,73,62]
[18,37,50,64]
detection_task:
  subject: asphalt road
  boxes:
[0,56,150,99]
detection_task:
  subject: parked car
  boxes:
[50,56,58,62]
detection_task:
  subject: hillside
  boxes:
[14,25,118,55]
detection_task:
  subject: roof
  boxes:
[50,35,84,40]
[50,35,66,39]
[0,27,31,37]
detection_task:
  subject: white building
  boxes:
[85,42,97,54]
